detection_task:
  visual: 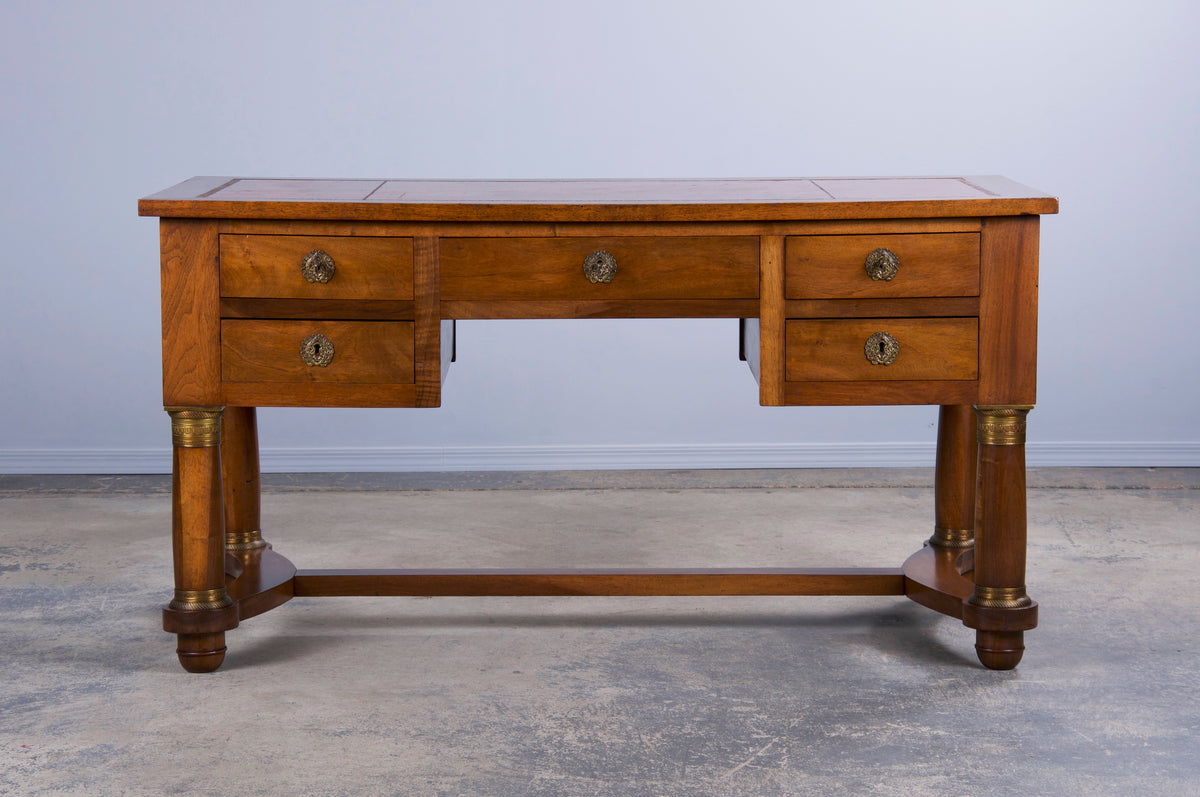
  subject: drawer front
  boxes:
[440,237,759,301]
[785,318,977,381]
[786,233,978,299]
[220,235,414,299]
[222,320,415,383]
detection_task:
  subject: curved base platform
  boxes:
[161,546,296,673]
[903,543,1038,670]
[903,543,976,620]
[224,545,296,620]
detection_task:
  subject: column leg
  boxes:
[222,407,267,554]
[162,407,238,673]
[963,405,1039,670]
[931,405,977,551]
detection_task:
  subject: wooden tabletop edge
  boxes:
[138,176,1059,219]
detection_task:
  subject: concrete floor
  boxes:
[1,469,1197,795]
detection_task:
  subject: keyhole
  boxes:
[878,340,886,357]
[313,343,321,356]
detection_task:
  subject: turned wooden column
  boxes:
[963,405,1038,670]
[931,405,977,550]
[162,407,238,673]
[222,407,267,554]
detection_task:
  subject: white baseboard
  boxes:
[1,442,1197,474]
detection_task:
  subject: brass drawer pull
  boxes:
[583,250,618,283]
[864,247,899,281]
[864,331,900,365]
[300,250,337,284]
[300,333,335,367]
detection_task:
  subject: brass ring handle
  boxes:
[300,333,334,367]
[864,331,900,365]
[300,250,336,284]
[864,248,899,281]
[583,250,618,284]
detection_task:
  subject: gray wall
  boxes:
[2,1,1197,473]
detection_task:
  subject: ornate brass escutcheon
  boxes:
[864,247,900,281]
[583,250,618,284]
[300,250,336,283]
[300,333,334,367]
[864,331,900,365]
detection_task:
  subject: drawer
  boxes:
[786,233,978,299]
[222,320,415,383]
[440,237,759,301]
[220,235,413,299]
[785,318,977,381]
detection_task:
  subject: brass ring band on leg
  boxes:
[969,585,1033,609]
[166,407,224,448]
[169,588,234,612]
[226,529,268,551]
[975,405,1033,447]
[930,526,974,549]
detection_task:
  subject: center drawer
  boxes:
[440,237,759,301]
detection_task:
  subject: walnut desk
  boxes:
[139,176,1057,673]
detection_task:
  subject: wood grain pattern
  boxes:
[161,220,221,404]
[441,299,758,319]
[783,380,978,406]
[902,546,974,619]
[220,406,260,545]
[413,237,443,407]
[785,297,979,319]
[785,318,978,382]
[225,548,295,621]
[973,444,1029,595]
[292,568,906,597]
[220,234,413,299]
[163,428,237,672]
[169,442,225,600]
[758,236,786,405]
[934,405,977,536]
[221,320,414,384]
[978,216,1039,404]
[219,298,415,320]
[967,430,1038,669]
[785,233,979,299]
[220,382,419,408]
[440,236,759,301]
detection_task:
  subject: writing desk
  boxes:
[139,176,1057,673]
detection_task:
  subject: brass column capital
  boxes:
[975,405,1033,447]
[166,406,224,448]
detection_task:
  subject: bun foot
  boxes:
[975,630,1024,670]
[176,632,227,673]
